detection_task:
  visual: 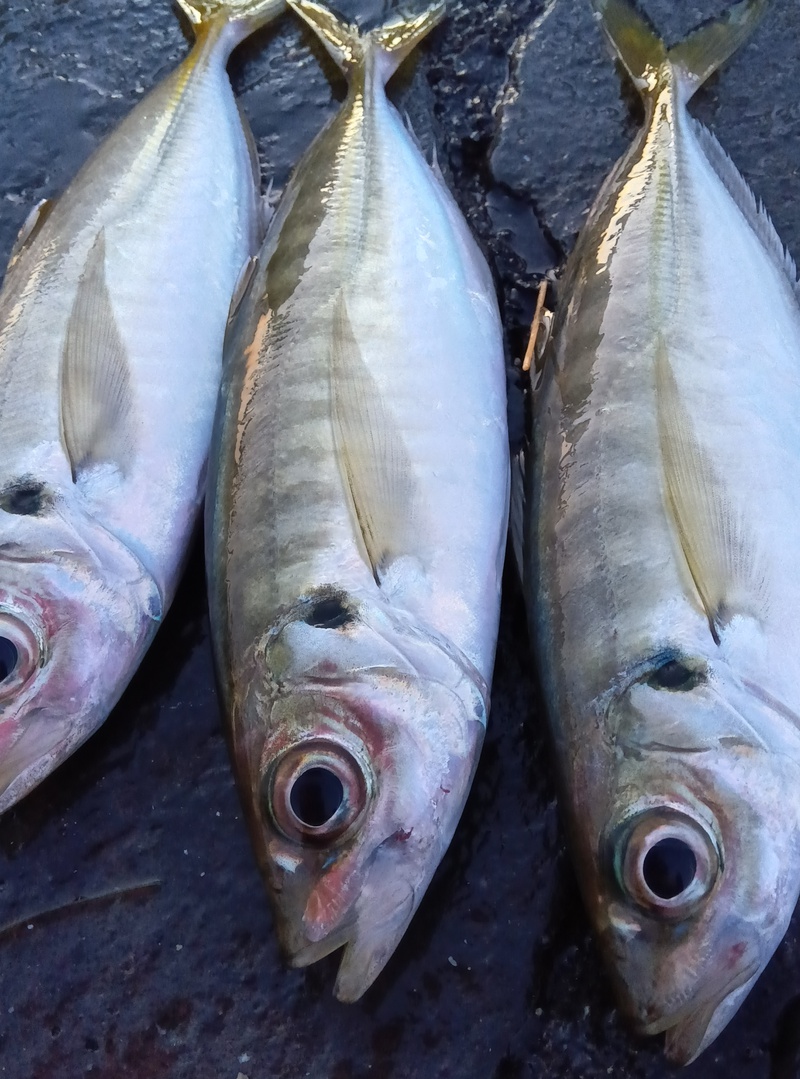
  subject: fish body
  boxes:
[528,0,800,1062]
[0,0,285,810]
[207,0,509,1000]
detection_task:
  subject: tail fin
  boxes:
[591,0,767,103]
[288,0,445,85]
[177,0,286,38]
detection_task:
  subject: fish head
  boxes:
[0,497,163,810]
[232,590,487,1000]
[582,647,800,1063]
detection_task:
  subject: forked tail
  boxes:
[591,0,767,103]
[177,0,286,42]
[287,0,445,86]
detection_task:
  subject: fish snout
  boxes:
[604,912,764,1065]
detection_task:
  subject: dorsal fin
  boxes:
[591,0,767,103]
[60,231,136,481]
[6,199,55,274]
[690,118,800,301]
[329,293,426,583]
[288,0,445,86]
[656,338,768,642]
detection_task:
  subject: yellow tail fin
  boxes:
[177,0,285,35]
[591,0,767,102]
[288,0,445,85]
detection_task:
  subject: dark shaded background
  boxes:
[0,0,799,1076]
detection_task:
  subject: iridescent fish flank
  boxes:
[0,0,285,810]
[207,0,509,1000]
[527,0,800,1064]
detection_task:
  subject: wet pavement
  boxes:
[0,0,799,1076]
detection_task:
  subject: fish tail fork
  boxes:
[288,0,445,85]
[591,0,767,103]
[176,0,286,40]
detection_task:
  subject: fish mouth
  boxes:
[636,958,761,1065]
[287,903,416,1003]
[280,842,419,1001]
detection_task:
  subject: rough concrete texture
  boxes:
[0,0,798,1076]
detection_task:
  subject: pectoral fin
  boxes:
[656,339,767,642]
[60,231,136,481]
[330,294,425,582]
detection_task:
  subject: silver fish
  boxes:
[526,0,800,1063]
[207,0,509,1000]
[0,0,284,811]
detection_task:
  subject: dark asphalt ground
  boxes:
[0,0,799,1076]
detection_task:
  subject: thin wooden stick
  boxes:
[522,279,549,373]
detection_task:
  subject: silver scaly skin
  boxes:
[207,0,509,1001]
[527,0,800,1064]
[0,0,285,811]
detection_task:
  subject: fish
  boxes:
[525,0,800,1063]
[207,0,509,1000]
[0,0,285,811]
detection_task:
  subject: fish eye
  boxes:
[642,837,697,899]
[0,480,50,516]
[0,638,17,682]
[614,808,720,918]
[305,597,353,629]
[0,614,40,700]
[647,658,705,691]
[290,767,344,828]
[266,740,370,845]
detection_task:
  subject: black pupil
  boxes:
[650,660,696,690]
[307,598,352,629]
[290,767,345,828]
[0,637,18,682]
[643,838,697,899]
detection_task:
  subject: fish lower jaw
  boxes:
[625,960,762,1066]
[283,931,350,971]
[280,931,380,1003]
[0,715,90,816]
[277,877,419,1002]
